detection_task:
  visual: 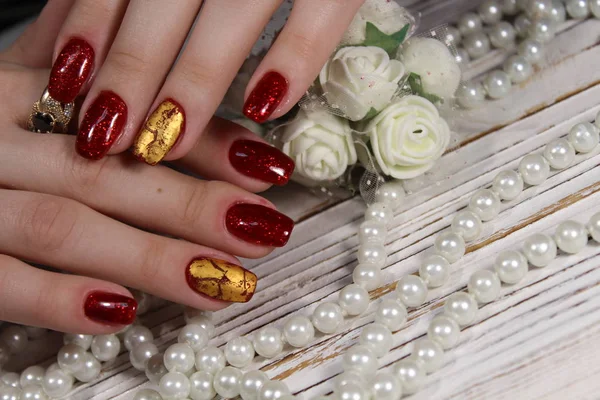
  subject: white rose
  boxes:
[398,38,462,100]
[342,0,414,45]
[362,95,450,179]
[319,46,405,121]
[282,109,357,182]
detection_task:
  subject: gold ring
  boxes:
[27,87,74,133]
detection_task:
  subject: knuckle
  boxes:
[74,0,115,24]
[177,59,221,91]
[20,196,78,253]
[62,151,113,198]
[137,239,167,288]
[104,49,149,77]
[179,182,210,224]
[285,31,316,61]
[33,278,61,326]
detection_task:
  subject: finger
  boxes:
[243,0,364,123]
[129,0,281,164]
[0,189,258,308]
[0,0,76,67]
[178,117,295,193]
[0,255,137,334]
[74,0,202,160]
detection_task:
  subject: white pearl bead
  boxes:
[225,337,255,367]
[395,275,428,307]
[63,334,93,351]
[124,325,154,351]
[470,188,502,221]
[159,371,191,400]
[358,220,387,245]
[427,315,461,349]
[490,21,516,48]
[455,48,471,66]
[42,369,73,398]
[544,138,575,169]
[523,233,558,267]
[178,324,209,352]
[555,220,588,254]
[283,316,315,348]
[0,386,20,400]
[20,366,44,388]
[133,388,162,400]
[44,363,61,375]
[519,154,550,185]
[253,327,284,358]
[588,212,600,242]
[479,0,504,24]
[464,32,491,59]
[458,12,483,35]
[514,14,532,38]
[258,381,290,400]
[0,326,27,354]
[444,26,462,46]
[240,370,269,400]
[444,292,479,326]
[591,0,600,17]
[503,0,519,15]
[164,343,195,373]
[189,371,216,400]
[411,338,444,373]
[213,367,242,398]
[352,263,382,291]
[503,55,533,83]
[365,203,392,225]
[456,81,486,109]
[0,342,10,367]
[375,181,406,209]
[185,312,215,338]
[132,290,151,316]
[312,302,344,334]
[19,384,48,400]
[526,0,554,19]
[550,0,567,23]
[518,39,545,64]
[359,323,393,358]
[434,231,466,263]
[130,342,159,371]
[145,353,168,384]
[1,372,19,388]
[335,382,370,400]
[495,250,529,284]
[452,210,483,242]
[493,170,524,200]
[91,334,120,362]
[334,370,368,390]
[338,284,370,316]
[419,255,450,288]
[57,344,86,374]
[484,70,512,99]
[468,270,501,303]
[372,371,402,400]
[392,359,425,395]
[568,122,599,153]
[566,0,590,18]
[342,345,377,377]
[356,243,386,267]
[528,18,556,42]
[375,298,407,331]
[73,352,101,383]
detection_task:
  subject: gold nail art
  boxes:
[186,258,257,303]
[132,99,185,165]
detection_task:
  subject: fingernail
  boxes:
[229,140,295,185]
[243,71,288,123]
[76,91,127,160]
[132,99,185,165]
[186,258,257,303]
[84,291,137,325]
[48,38,95,103]
[226,203,293,247]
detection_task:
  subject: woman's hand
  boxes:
[0,9,297,333]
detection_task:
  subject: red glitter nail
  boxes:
[243,71,288,123]
[229,140,295,185]
[48,38,95,103]
[76,91,127,160]
[226,203,294,247]
[84,291,137,325]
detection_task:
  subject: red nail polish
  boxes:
[48,38,95,103]
[229,140,295,185]
[84,291,137,325]
[76,91,127,160]
[226,203,293,247]
[243,71,288,123]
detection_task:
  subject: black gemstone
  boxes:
[32,112,55,133]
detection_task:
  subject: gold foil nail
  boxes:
[132,99,185,165]
[186,258,257,303]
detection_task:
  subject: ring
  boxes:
[27,87,74,133]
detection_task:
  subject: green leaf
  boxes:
[406,73,443,104]
[363,107,379,121]
[362,22,410,56]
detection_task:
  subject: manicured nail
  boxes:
[243,71,288,123]
[229,140,295,185]
[226,203,293,247]
[76,91,127,160]
[132,99,185,165]
[84,291,137,325]
[186,258,257,303]
[48,38,95,103]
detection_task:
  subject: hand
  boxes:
[0,16,297,333]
